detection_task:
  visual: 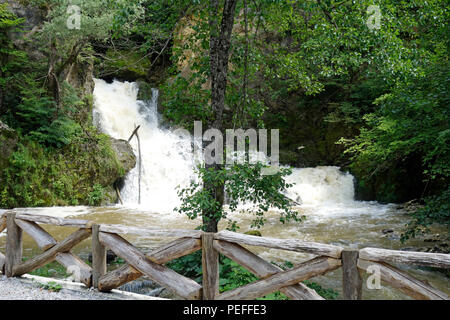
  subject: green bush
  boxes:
[87,184,106,206]
[402,187,450,242]
[29,261,71,279]
[0,130,124,208]
[166,251,339,300]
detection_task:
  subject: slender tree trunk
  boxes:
[203,0,238,232]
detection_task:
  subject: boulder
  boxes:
[109,138,136,174]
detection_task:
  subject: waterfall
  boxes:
[93,78,196,212]
[92,79,357,212]
[285,166,355,206]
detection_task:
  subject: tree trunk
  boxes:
[203,0,238,232]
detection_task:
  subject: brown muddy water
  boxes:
[1,203,449,300]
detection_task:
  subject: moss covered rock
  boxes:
[0,131,136,208]
[109,137,136,180]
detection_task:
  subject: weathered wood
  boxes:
[214,240,323,300]
[215,230,343,258]
[0,215,6,233]
[15,214,91,228]
[99,232,202,299]
[13,218,91,286]
[127,125,141,142]
[5,212,22,277]
[12,228,91,277]
[115,185,124,205]
[98,265,142,292]
[98,237,201,292]
[218,256,342,300]
[92,224,106,289]
[359,247,450,269]
[99,224,203,239]
[135,124,142,205]
[147,238,202,264]
[342,249,362,300]
[357,259,448,300]
[202,233,219,300]
[0,252,5,274]
[54,252,92,287]
[15,219,57,251]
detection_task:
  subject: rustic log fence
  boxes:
[0,211,449,300]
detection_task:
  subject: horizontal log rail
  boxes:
[357,259,448,300]
[14,213,92,228]
[99,224,203,239]
[359,247,450,269]
[0,211,449,300]
[215,230,343,258]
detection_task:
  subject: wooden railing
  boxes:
[0,211,449,300]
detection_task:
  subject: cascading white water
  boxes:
[92,79,358,212]
[93,78,196,212]
[285,166,355,206]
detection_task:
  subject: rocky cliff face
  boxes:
[1,1,136,206]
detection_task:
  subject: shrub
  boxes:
[166,251,339,299]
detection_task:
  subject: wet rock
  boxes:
[423,234,441,242]
[397,199,424,214]
[102,186,118,205]
[147,287,165,297]
[118,279,160,295]
[158,288,181,300]
[382,229,394,234]
[109,138,136,174]
[88,250,117,263]
[244,230,262,237]
[382,232,400,241]
[433,243,450,254]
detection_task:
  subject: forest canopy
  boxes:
[0,0,448,238]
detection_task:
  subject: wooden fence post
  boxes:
[5,212,22,277]
[92,224,106,288]
[202,233,219,300]
[342,249,362,300]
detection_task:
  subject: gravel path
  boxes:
[0,276,116,300]
[0,275,169,300]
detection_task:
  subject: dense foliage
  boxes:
[0,0,448,237]
[158,0,449,238]
[176,163,304,230]
[0,2,132,207]
[0,131,122,208]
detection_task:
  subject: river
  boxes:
[1,79,449,299]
